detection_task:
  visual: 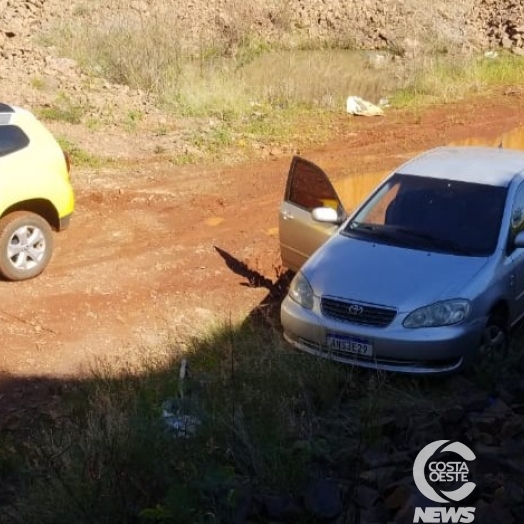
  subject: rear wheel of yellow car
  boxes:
[0,211,53,281]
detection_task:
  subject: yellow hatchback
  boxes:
[0,103,74,281]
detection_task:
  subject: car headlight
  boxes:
[403,299,471,328]
[288,272,314,310]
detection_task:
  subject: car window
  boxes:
[509,182,524,248]
[286,157,342,212]
[345,173,507,256]
[361,180,400,224]
[0,125,30,157]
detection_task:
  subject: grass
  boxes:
[2,309,522,523]
[390,53,524,107]
[41,1,524,164]
[37,94,87,125]
[56,137,109,168]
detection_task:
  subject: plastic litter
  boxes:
[162,399,202,438]
[346,96,384,117]
[161,358,202,438]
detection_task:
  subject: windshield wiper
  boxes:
[393,227,473,255]
[346,222,412,245]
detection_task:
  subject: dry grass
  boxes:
[0,321,433,522]
[48,1,524,116]
[44,0,524,162]
[392,53,524,107]
[2,316,523,522]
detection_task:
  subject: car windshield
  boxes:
[343,173,507,256]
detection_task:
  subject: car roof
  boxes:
[396,146,524,187]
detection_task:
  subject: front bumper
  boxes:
[281,295,484,375]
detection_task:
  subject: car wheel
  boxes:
[0,211,53,281]
[479,314,508,362]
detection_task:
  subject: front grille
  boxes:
[321,297,396,327]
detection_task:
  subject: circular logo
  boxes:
[413,440,476,503]
[348,303,364,316]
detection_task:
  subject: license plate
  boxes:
[326,333,373,357]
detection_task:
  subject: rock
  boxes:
[513,47,524,56]
[359,504,389,524]
[501,417,524,439]
[360,466,397,493]
[477,431,496,445]
[502,37,513,48]
[384,484,413,511]
[408,418,443,449]
[466,413,498,432]
[484,398,510,419]
[500,480,524,506]
[361,448,391,469]
[45,56,78,73]
[303,478,342,520]
[260,494,303,522]
[355,485,380,508]
[440,405,465,425]
[475,500,515,524]
[463,391,490,412]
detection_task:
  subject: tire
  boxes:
[478,313,508,363]
[0,211,53,281]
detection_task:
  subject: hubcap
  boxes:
[7,225,46,271]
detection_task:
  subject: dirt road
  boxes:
[2,92,524,378]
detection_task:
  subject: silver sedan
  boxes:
[280,147,524,374]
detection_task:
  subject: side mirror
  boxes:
[311,207,342,224]
[514,231,524,248]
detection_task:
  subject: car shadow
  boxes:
[213,245,293,328]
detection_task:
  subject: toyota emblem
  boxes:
[348,304,364,316]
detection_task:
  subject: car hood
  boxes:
[303,235,490,313]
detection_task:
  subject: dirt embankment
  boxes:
[2,0,524,114]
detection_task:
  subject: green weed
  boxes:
[38,95,86,124]
[57,137,107,168]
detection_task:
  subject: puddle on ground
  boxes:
[450,125,524,150]
[241,49,399,106]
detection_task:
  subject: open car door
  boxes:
[280,156,345,272]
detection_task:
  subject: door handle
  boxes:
[281,210,294,220]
